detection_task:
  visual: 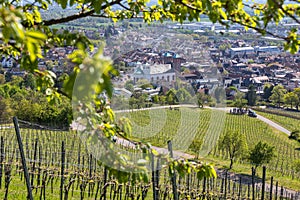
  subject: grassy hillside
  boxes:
[117,108,300,189]
[0,107,299,199]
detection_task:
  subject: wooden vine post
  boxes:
[167,140,178,200]
[60,141,65,200]
[13,117,34,200]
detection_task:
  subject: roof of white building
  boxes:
[230,47,254,52]
[252,76,269,81]
[150,64,172,74]
[193,30,205,33]
[133,64,174,76]
[133,67,144,75]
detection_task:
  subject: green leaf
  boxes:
[61,0,68,9]
[93,0,105,13]
[26,41,36,62]
[26,30,47,41]
[219,9,227,20]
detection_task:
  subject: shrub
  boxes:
[289,131,300,143]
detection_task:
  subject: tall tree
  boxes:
[218,131,248,169]
[263,84,274,101]
[233,91,248,110]
[248,141,275,170]
[176,88,192,103]
[284,92,299,109]
[293,88,300,110]
[270,85,287,107]
[0,99,14,121]
[166,88,178,105]
[197,92,212,108]
[23,73,37,90]
[218,43,231,56]
[0,74,6,84]
[246,84,257,106]
[214,86,226,104]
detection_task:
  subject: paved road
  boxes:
[209,107,291,135]
[256,114,291,135]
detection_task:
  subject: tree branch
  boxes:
[289,0,300,3]
[43,9,95,26]
[229,18,287,41]
[244,3,266,12]
[42,0,122,26]
[118,2,131,11]
[276,2,300,25]
[176,0,206,15]
[176,0,288,41]
[90,13,107,18]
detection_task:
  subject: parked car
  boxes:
[248,109,257,117]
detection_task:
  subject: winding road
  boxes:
[210,106,291,135]
[256,114,291,135]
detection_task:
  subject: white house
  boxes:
[251,76,270,92]
[251,76,269,84]
[132,63,176,84]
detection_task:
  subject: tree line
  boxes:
[228,84,300,110]
[0,73,72,128]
